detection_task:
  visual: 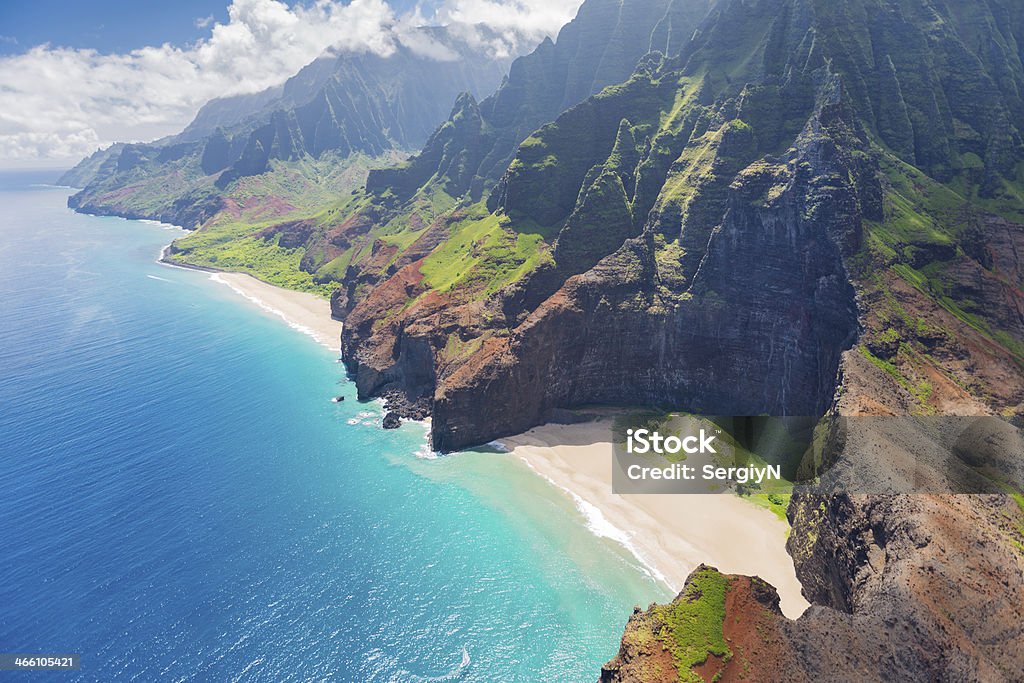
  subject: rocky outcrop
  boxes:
[604,491,1024,683]
[601,567,796,683]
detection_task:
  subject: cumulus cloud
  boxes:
[0,0,583,166]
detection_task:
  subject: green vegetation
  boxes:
[746,492,791,523]
[217,153,396,225]
[858,345,935,411]
[859,344,904,384]
[852,145,1024,414]
[418,205,552,296]
[993,481,1024,515]
[165,153,403,293]
[503,67,676,228]
[947,161,1024,224]
[169,220,333,296]
[439,333,485,364]
[654,566,731,681]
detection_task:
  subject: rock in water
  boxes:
[382,412,401,430]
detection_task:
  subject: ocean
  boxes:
[0,172,669,682]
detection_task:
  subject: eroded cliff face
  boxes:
[429,82,869,449]
[339,0,1024,454]
[342,58,877,450]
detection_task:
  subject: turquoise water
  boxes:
[0,173,668,681]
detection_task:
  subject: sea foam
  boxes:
[515,456,670,588]
[208,273,336,352]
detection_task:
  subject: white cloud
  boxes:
[195,15,215,29]
[395,26,459,61]
[0,0,582,166]
[438,0,582,53]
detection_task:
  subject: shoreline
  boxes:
[499,421,810,619]
[155,237,805,617]
[159,249,342,352]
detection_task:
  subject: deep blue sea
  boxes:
[0,172,667,682]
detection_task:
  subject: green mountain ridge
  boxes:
[367,0,717,203]
[62,26,518,231]
[153,0,718,305]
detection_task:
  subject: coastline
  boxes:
[499,421,810,619]
[159,249,342,352]
[156,239,805,618]
[12,183,704,679]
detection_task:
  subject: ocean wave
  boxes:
[517,458,670,587]
[146,274,171,282]
[138,218,185,230]
[407,646,470,682]
[208,273,337,352]
[414,441,439,460]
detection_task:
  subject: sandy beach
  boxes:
[501,421,810,618]
[207,272,342,352]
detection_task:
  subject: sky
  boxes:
[0,0,582,168]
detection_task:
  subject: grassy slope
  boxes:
[167,153,402,296]
[854,148,1024,413]
[419,204,552,296]
[654,566,731,681]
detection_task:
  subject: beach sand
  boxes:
[501,421,810,618]
[208,272,342,352]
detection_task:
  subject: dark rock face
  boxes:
[785,492,1024,681]
[382,412,401,429]
[360,68,873,451]
[431,229,857,448]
